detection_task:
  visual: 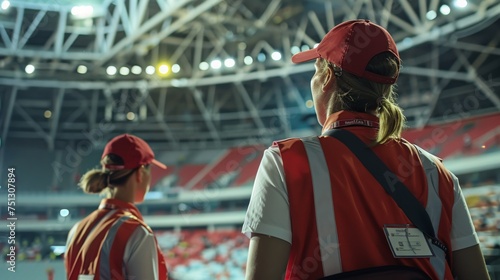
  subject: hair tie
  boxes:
[377,97,387,107]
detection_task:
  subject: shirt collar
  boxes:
[98,198,144,221]
[322,110,379,134]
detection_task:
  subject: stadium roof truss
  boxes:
[0,0,499,151]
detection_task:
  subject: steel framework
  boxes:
[0,0,499,153]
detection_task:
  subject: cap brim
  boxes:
[291,48,320,64]
[151,159,167,169]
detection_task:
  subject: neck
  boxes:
[109,183,135,203]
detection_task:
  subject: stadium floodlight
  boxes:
[453,0,468,8]
[71,5,94,18]
[25,64,35,74]
[426,10,437,20]
[199,61,209,71]
[131,65,142,75]
[119,66,130,76]
[244,56,253,65]
[106,66,117,75]
[271,51,282,61]
[44,110,52,119]
[59,209,69,217]
[158,64,169,75]
[126,112,135,121]
[305,100,314,109]
[210,59,222,69]
[145,65,155,75]
[224,58,235,68]
[1,0,10,10]
[291,46,301,55]
[172,64,181,73]
[440,5,451,15]
[77,65,87,74]
[301,45,311,51]
[257,53,266,62]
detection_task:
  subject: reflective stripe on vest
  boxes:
[301,137,342,276]
[99,215,140,279]
[416,146,447,280]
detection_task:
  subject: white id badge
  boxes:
[384,224,434,258]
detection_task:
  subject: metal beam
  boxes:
[55,9,67,55]
[18,10,47,49]
[99,0,194,64]
[190,87,221,143]
[257,0,281,26]
[1,87,17,143]
[398,0,421,27]
[48,88,65,150]
[144,90,180,149]
[455,49,500,110]
[11,7,24,50]
[14,104,49,142]
[234,83,266,131]
[441,41,500,56]
[401,66,472,81]
[397,3,500,51]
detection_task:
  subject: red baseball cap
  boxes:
[292,19,400,84]
[102,134,167,170]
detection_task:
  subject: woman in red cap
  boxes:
[65,134,168,280]
[242,20,490,279]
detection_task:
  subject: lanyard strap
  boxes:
[324,129,448,254]
[329,119,379,129]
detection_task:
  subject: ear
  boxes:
[322,66,335,93]
[135,168,143,183]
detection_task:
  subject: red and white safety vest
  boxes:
[275,130,455,279]
[65,199,168,280]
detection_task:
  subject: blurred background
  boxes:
[0,0,499,279]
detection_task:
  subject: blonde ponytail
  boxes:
[79,169,109,194]
[78,154,137,196]
[377,96,406,144]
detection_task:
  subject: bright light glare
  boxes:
[301,45,311,51]
[172,64,181,73]
[131,65,142,74]
[126,112,135,120]
[44,110,52,119]
[440,5,451,15]
[59,209,69,217]
[158,64,169,74]
[25,64,35,74]
[119,67,130,75]
[257,53,266,62]
[271,51,282,61]
[426,10,437,20]
[1,0,10,10]
[71,5,94,18]
[145,65,155,75]
[244,56,253,65]
[77,65,87,74]
[210,59,222,69]
[106,66,117,75]
[291,46,301,55]
[453,0,468,8]
[199,62,209,71]
[305,100,314,108]
[224,58,235,68]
